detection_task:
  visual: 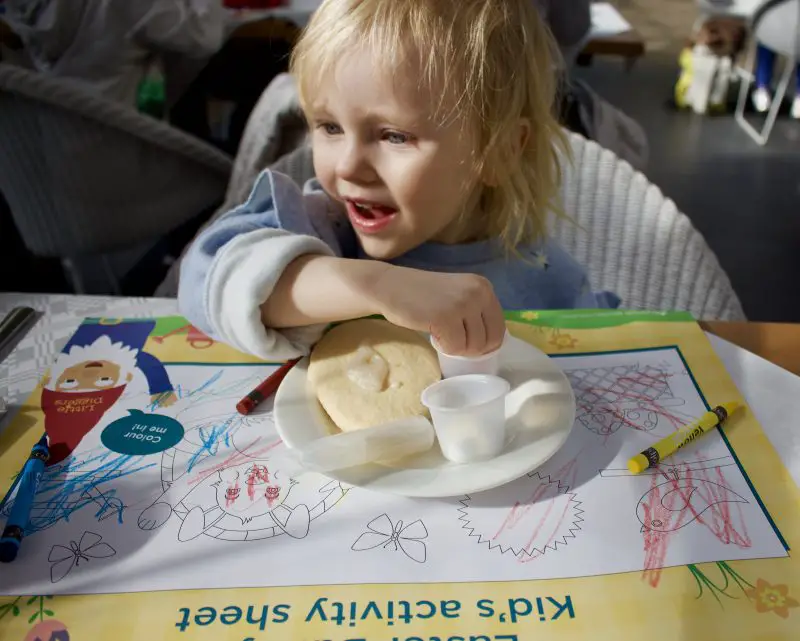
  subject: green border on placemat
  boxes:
[505,309,695,329]
[329,310,696,333]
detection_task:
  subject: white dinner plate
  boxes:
[274,334,576,497]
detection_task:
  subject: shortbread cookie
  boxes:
[308,319,441,431]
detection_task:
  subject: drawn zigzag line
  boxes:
[457,473,584,557]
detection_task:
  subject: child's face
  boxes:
[309,50,480,259]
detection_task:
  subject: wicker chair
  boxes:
[0,62,233,293]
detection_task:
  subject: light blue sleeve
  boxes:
[178,170,355,360]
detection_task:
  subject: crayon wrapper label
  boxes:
[643,447,660,467]
[678,425,705,450]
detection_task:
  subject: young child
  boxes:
[178,0,620,362]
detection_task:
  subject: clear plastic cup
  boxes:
[420,374,510,463]
[430,331,507,379]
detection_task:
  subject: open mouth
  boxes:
[346,199,398,234]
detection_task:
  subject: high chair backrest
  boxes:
[551,132,745,321]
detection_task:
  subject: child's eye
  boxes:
[317,122,342,136]
[383,130,413,145]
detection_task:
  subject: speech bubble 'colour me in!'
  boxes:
[101,409,184,455]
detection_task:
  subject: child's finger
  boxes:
[483,302,507,353]
[433,319,467,356]
[463,313,487,356]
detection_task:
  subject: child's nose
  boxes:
[337,141,377,184]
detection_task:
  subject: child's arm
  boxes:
[178,170,342,361]
[261,256,507,358]
[179,170,506,360]
[259,255,388,328]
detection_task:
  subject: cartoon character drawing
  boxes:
[138,418,347,542]
[40,320,176,464]
[176,461,312,542]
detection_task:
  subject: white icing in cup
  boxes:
[420,374,510,463]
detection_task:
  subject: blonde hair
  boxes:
[290,0,569,252]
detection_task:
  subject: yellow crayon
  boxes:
[627,402,743,474]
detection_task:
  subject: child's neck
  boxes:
[432,204,488,246]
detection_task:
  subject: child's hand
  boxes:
[371,265,506,357]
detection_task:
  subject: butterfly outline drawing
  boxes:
[48,530,117,583]
[351,513,429,563]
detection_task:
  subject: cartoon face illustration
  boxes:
[213,462,295,520]
[46,334,140,394]
[56,360,131,392]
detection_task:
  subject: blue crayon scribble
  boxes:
[0,370,271,538]
[1,449,156,535]
[188,371,225,399]
[184,415,238,473]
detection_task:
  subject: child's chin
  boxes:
[358,237,407,261]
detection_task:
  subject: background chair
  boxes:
[734,0,800,145]
[0,62,233,294]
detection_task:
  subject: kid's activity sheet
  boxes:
[0,320,788,596]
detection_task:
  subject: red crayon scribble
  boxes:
[493,482,554,538]
[690,466,751,546]
[225,481,240,508]
[517,454,583,563]
[187,439,283,486]
[246,464,270,500]
[265,485,281,507]
[642,472,673,587]
[576,370,688,441]
[641,465,752,587]
[489,461,583,564]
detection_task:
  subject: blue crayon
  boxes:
[0,434,49,563]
